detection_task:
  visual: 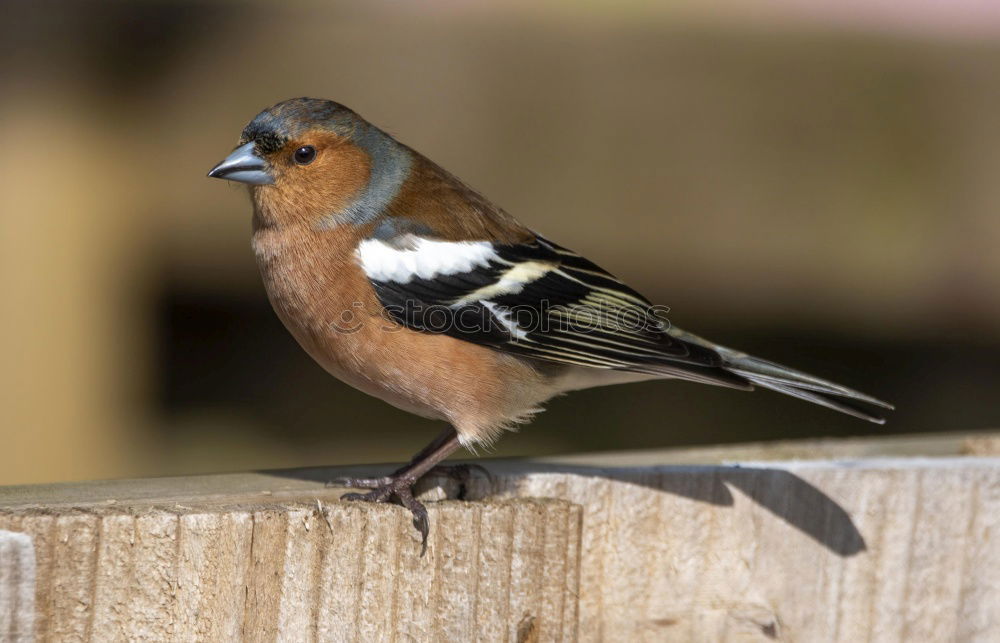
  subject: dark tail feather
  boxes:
[721,352,894,424]
[742,377,889,423]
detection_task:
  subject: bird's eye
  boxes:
[293,145,316,165]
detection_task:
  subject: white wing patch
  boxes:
[357,238,498,283]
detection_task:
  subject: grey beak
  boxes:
[207,141,274,185]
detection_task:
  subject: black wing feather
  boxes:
[368,236,725,375]
[364,233,892,422]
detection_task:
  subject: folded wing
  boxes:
[358,234,740,379]
[355,231,893,421]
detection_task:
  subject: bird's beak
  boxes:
[207,142,274,185]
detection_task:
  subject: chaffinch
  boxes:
[209,97,892,551]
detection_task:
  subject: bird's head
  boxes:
[208,98,410,226]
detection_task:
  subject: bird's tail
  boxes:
[669,329,894,424]
[721,350,893,423]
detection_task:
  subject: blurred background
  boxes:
[2,0,999,485]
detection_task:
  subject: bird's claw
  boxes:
[339,478,431,555]
[395,487,430,555]
[328,464,492,495]
[331,454,491,555]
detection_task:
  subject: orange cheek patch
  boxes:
[259,134,372,226]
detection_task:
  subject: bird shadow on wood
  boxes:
[484,463,866,557]
[268,462,866,557]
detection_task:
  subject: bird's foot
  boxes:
[340,477,432,555]
[330,463,491,493]
[325,428,469,556]
[330,463,492,555]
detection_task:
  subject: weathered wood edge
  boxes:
[0,430,996,510]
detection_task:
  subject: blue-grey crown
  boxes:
[240,98,364,152]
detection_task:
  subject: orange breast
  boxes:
[251,222,552,443]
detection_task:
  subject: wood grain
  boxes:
[1,432,998,642]
[0,500,581,642]
[478,459,1000,642]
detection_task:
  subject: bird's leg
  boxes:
[332,427,466,554]
[330,427,459,489]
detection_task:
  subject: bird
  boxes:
[208,97,893,552]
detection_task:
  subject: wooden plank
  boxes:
[483,458,1000,642]
[0,529,35,641]
[0,430,996,512]
[0,432,998,641]
[0,501,582,641]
